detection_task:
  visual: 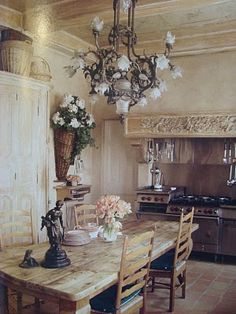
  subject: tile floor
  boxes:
[146,255,236,314]
[7,255,236,314]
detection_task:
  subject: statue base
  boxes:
[41,247,71,268]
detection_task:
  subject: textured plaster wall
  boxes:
[131,51,236,115]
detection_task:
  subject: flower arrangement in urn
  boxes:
[52,94,96,180]
[96,195,132,242]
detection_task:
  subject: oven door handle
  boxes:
[194,216,220,225]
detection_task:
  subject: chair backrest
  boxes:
[174,207,194,267]
[116,230,155,312]
[0,208,36,250]
[74,204,99,227]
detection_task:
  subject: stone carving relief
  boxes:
[125,114,236,137]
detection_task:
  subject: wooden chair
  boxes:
[148,207,194,312]
[0,208,38,313]
[74,204,99,227]
[90,230,155,314]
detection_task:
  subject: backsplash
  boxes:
[137,138,236,197]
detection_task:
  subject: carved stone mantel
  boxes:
[124,113,236,138]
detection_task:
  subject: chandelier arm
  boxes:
[139,57,157,93]
[130,0,140,58]
[127,3,132,59]
[114,0,120,51]
[93,31,101,50]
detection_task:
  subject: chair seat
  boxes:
[90,285,141,313]
[150,249,175,270]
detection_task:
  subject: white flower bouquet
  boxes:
[52,94,96,162]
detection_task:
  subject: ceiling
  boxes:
[0,0,236,55]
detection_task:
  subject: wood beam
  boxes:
[47,0,235,31]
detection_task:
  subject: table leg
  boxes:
[0,284,8,314]
[59,297,91,314]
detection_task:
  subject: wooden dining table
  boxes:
[0,218,198,314]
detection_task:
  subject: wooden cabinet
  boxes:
[55,184,91,201]
[0,71,49,242]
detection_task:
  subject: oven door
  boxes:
[219,219,236,256]
[192,216,220,254]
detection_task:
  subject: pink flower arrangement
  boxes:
[96,195,132,232]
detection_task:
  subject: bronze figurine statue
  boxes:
[41,200,70,268]
[41,200,65,249]
[19,249,39,268]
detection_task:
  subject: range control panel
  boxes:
[137,194,169,204]
[166,205,219,217]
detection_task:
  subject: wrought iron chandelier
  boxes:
[65,0,182,115]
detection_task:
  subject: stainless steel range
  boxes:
[136,188,236,257]
[167,195,221,255]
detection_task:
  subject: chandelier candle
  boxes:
[65,0,182,115]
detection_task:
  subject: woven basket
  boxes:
[1,28,33,43]
[54,129,75,181]
[0,40,33,76]
[30,56,52,82]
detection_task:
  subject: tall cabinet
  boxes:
[0,71,49,243]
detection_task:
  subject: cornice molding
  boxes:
[124,113,236,138]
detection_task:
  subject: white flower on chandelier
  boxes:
[159,80,168,93]
[171,66,183,79]
[116,98,130,114]
[166,31,175,46]
[112,72,122,80]
[91,16,104,32]
[117,55,131,71]
[72,57,85,70]
[52,112,65,126]
[139,73,149,81]
[156,55,169,70]
[69,118,81,128]
[95,82,109,95]
[122,0,132,13]
[149,87,161,100]
[77,98,85,109]
[137,97,148,107]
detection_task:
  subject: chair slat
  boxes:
[121,281,145,299]
[126,243,153,261]
[74,204,98,226]
[122,269,147,287]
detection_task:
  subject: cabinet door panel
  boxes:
[0,75,49,243]
[0,88,15,190]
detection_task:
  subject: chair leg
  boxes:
[182,270,186,299]
[169,276,175,312]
